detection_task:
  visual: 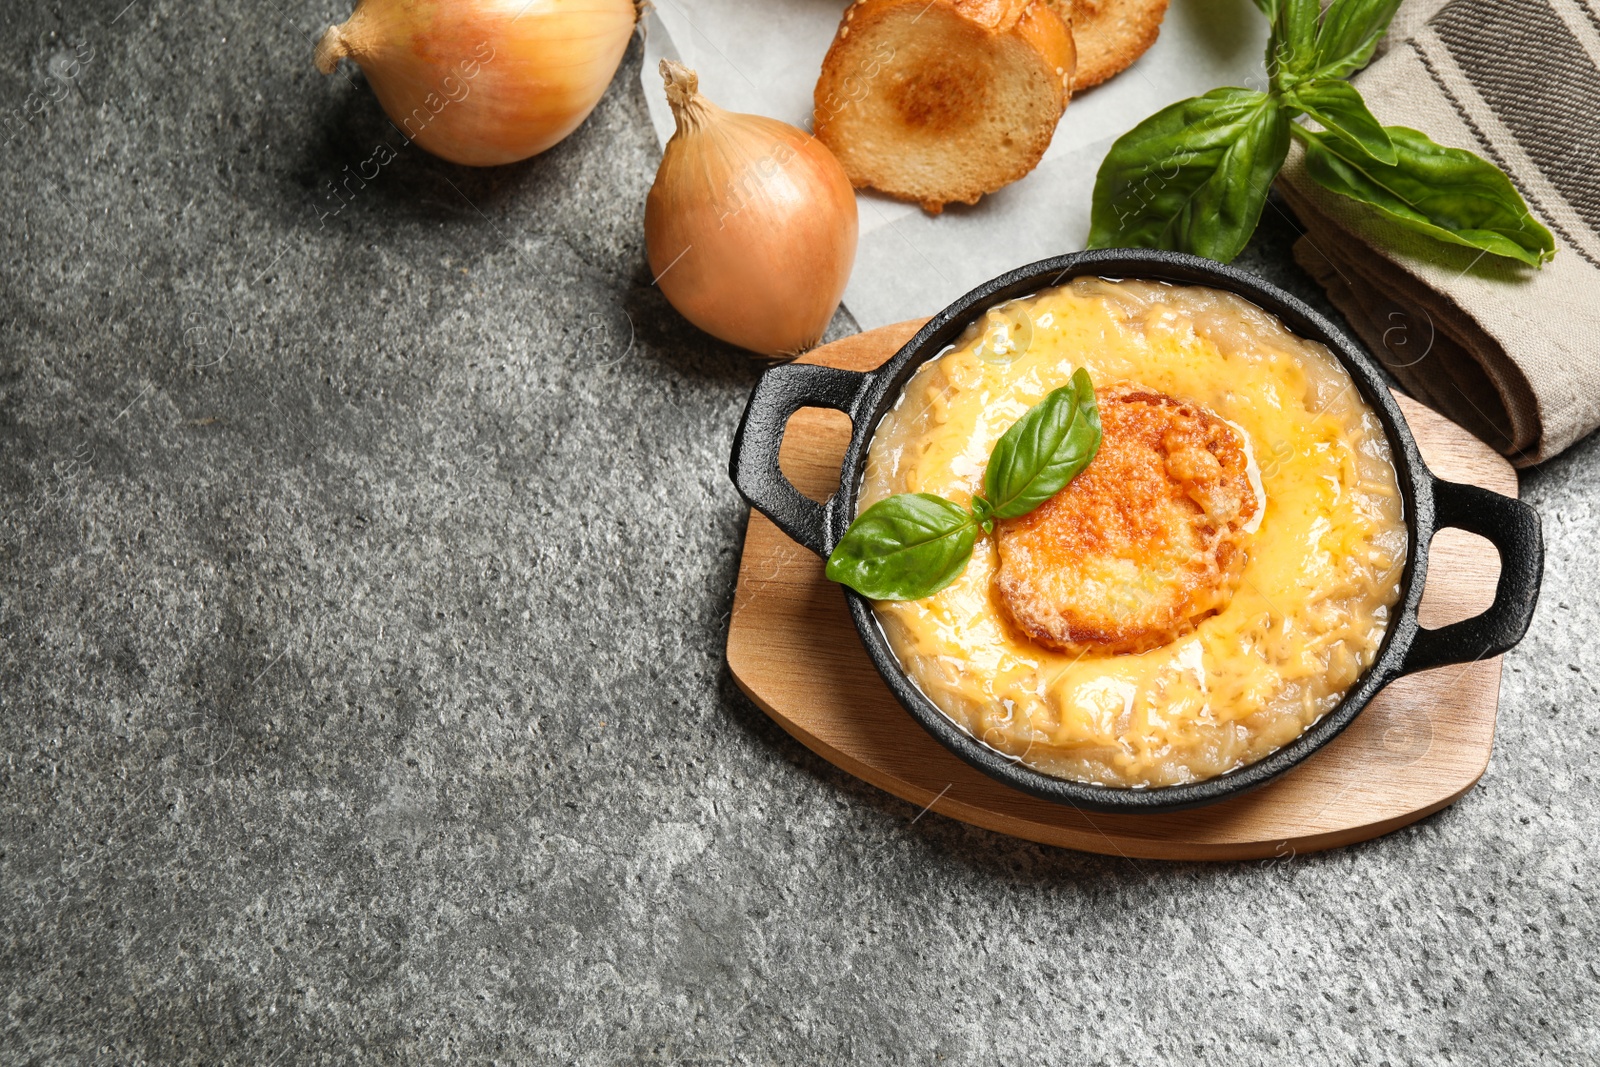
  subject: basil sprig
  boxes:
[1088,0,1555,267]
[825,369,1101,601]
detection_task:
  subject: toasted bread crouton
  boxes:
[996,384,1258,656]
[813,0,1075,214]
[1049,0,1168,90]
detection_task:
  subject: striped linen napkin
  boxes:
[1278,0,1600,465]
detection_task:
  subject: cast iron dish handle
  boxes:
[730,362,871,555]
[1399,478,1544,675]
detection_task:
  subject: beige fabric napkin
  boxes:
[1277,0,1600,465]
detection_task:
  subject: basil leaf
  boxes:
[1088,88,1291,263]
[825,493,978,601]
[1300,125,1557,266]
[1271,0,1322,80]
[983,368,1102,521]
[1312,0,1404,79]
[1286,79,1395,164]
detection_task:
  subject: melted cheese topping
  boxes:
[861,279,1407,788]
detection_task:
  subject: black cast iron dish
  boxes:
[729,249,1543,814]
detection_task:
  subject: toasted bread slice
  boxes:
[813,0,1075,214]
[1049,0,1168,90]
[996,384,1259,656]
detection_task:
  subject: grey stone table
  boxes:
[3,3,1596,1063]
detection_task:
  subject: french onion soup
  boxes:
[858,278,1407,788]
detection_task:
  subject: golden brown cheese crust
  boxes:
[995,384,1258,655]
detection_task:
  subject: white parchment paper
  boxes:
[640,0,1268,329]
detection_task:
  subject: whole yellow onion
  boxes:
[315,0,638,167]
[645,61,859,357]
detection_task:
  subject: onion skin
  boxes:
[646,62,859,358]
[316,0,637,167]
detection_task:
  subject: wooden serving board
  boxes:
[727,320,1519,861]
